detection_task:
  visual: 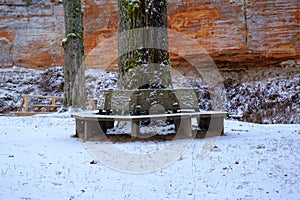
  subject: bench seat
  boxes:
[72,111,227,141]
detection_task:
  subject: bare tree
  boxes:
[62,0,85,109]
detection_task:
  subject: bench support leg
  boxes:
[131,120,140,138]
[84,120,106,141]
[206,116,224,136]
[75,118,84,139]
[175,117,192,138]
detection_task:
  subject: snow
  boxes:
[1,66,299,124]
[0,66,43,113]
[0,66,118,113]
[0,114,299,200]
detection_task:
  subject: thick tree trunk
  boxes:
[62,0,85,109]
[118,0,172,90]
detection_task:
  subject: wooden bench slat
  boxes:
[72,111,227,120]
[32,105,61,108]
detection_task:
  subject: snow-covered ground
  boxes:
[0,114,299,200]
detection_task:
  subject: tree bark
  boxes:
[62,0,85,109]
[118,0,172,90]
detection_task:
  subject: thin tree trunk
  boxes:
[62,0,85,109]
[118,0,172,90]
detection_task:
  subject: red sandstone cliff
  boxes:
[0,0,299,69]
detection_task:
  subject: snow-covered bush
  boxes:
[225,76,299,124]
[0,66,299,124]
[39,66,64,95]
[0,67,42,113]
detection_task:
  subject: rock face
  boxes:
[0,0,65,69]
[0,0,299,69]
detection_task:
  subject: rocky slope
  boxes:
[0,64,299,124]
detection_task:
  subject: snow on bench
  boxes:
[72,111,227,141]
